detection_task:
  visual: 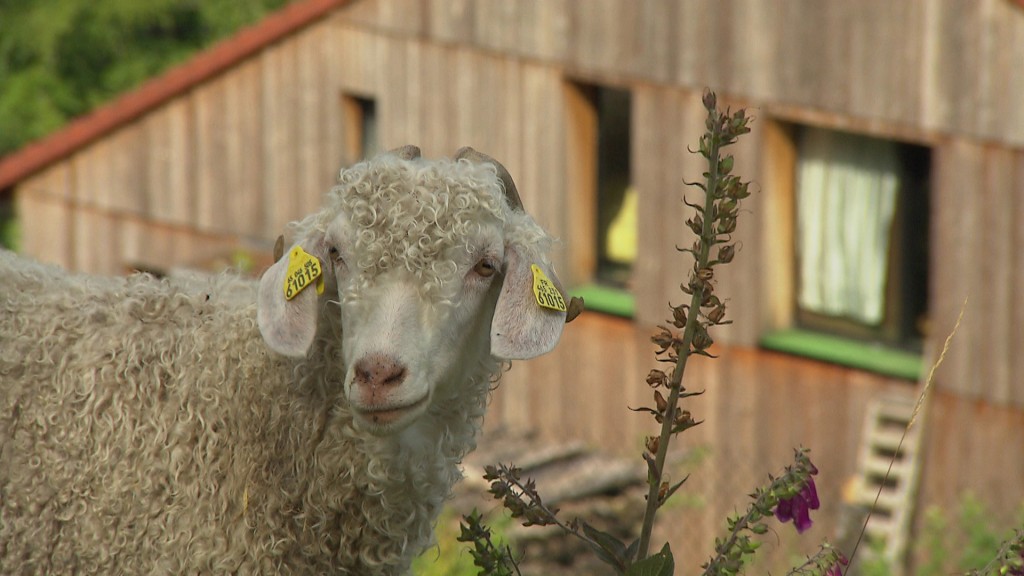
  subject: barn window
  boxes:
[342,94,378,161]
[565,82,635,317]
[0,191,18,251]
[761,124,930,379]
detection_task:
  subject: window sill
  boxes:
[571,284,635,319]
[759,329,922,381]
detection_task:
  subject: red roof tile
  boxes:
[0,0,352,190]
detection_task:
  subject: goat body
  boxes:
[0,148,567,574]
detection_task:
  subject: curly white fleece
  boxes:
[0,155,552,574]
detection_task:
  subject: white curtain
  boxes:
[797,129,900,325]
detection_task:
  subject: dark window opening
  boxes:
[0,190,18,251]
[793,126,930,351]
[342,94,378,161]
[591,86,634,289]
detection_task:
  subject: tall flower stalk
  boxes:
[634,88,751,562]
[460,90,831,576]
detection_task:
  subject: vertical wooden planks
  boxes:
[420,42,457,156]
[631,85,674,326]
[332,25,379,99]
[1007,8,1024,146]
[15,165,73,269]
[760,121,797,332]
[979,148,1015,405]
[295,22,336,216]
[426,0,474,45]
[529,0,571,63]
[376,37,411,150]
[222,58,266,239]
[518,65,568,270]
[1013,151,1024,408]
[562,81,598,288]
[632,87,705,328]
[104,125,149,216]
[714,96,763,346]
[144,99,196,230]
[261,39,303,235]
[193,73,230,234]
[930,140,983,400]
[564,0,621,79]
[73,208,120,275]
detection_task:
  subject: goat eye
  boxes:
[473,259,497,278]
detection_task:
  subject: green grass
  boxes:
[412,507,515,576]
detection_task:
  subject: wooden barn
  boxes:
[2,0,1023,571]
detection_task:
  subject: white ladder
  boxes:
[852,392,926,574]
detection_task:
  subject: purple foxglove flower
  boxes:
[775,496,793,523]
[802,477,820,510]
[791,494,813,533]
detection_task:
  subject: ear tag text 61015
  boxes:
[531,264,567,312]
[283,246,325,300]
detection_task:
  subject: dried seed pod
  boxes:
[646,435,661,455]
[671,305,687,328]
[718,244,735,263]
[651,326,677,354]
[718,216,737,234]
[702,89,717,111]
[692,329,713,351]
[654,390,668,413]
[687,215,704,235]
[646,369,669,388]
[707,304,727,324]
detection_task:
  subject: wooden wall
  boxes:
[492,312,1024,573]
[932,143,1024,406]
[9,0,1024,556]
[343,0,1024,147]
[16,17,350,274]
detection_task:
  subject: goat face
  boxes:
[256,148,568,434]
[325,209,506,432]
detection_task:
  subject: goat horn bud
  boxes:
[565,296,584,323]
[388,145,421,160]
[454,147,523,212]
[273,235,285,262]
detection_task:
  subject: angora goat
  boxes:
[0,146,569,574]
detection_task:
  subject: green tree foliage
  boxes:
[0,0,292,156]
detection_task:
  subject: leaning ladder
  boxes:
[851,392,926,574]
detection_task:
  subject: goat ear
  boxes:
[490,245,567,360]
[257,238,326,357]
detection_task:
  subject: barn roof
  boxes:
[0,0,352,191]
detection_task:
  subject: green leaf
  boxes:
[627,543,675,576]
[582,521,629,572]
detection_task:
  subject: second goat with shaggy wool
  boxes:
[0,146,569,574]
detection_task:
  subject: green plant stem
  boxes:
[635,119,723,563]
[703,509,757,576]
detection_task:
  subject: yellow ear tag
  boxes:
[283,246,324,301]
[531,264,567,312]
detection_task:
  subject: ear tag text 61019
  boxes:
[283,246,325,300]
[531,264,567,312]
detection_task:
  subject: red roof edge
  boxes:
[0,0,351,191]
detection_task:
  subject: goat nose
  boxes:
[353,355,407,388]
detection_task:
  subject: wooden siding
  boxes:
[932,142,1024,407]
[491,313,1024,573]
[340,0,1024,147]
[11,0,1024,404]
[5,2,1023,557]
[490,313,1024,570]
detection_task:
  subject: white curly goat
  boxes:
[0,146,570,574]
